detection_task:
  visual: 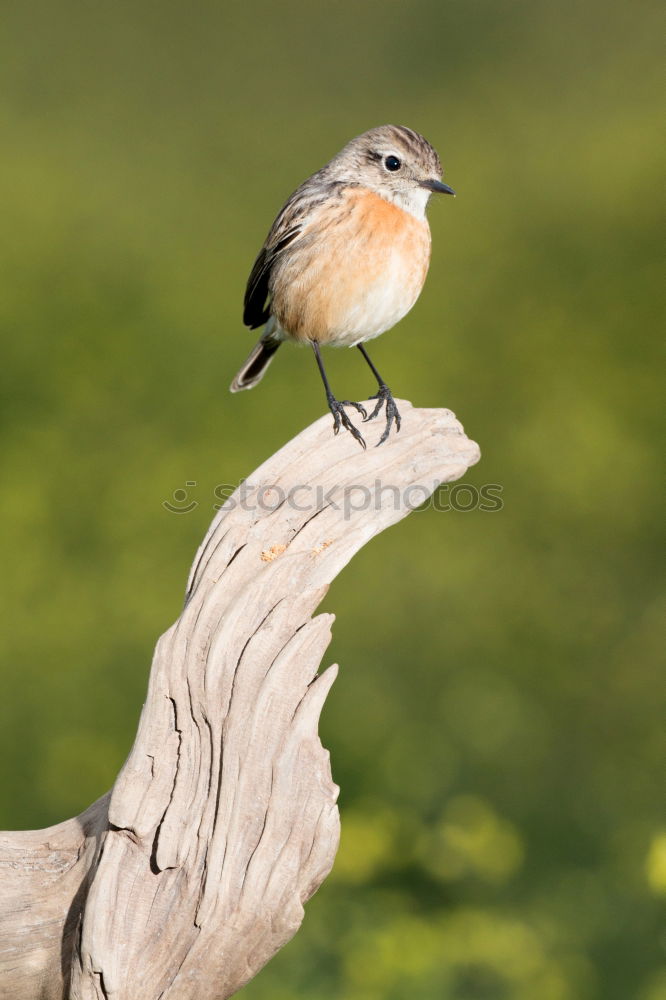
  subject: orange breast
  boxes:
[270,188,431,346]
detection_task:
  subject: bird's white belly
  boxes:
[328,247,424,347]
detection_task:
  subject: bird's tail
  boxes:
[229,336,281,392]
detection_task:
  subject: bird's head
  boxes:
[329,124,455,218]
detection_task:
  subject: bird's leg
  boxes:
[357,344,401,446]
[311,341,367,449]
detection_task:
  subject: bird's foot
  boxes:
[327,396,367,449]
[364,384,401,446]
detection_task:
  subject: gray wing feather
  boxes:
[242,173,344,330]
[243,226,302,329]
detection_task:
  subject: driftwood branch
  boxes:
[0,401,480,1000]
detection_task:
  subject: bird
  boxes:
[230,124,455,448]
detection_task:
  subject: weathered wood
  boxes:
[0,401,480,1000]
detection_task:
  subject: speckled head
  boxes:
[324,125,455,218]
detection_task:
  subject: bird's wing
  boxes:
[242,176,343,330]
[243,224,302,330]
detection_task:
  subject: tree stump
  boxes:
[0,401,480,999]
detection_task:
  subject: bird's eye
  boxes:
[384,155,401,172]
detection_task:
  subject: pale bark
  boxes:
[0,401,480,999]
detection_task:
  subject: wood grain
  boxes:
[0,402,480,1000]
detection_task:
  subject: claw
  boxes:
[364,397,384,423]
[327,396,367,449]
[363,384,401,446]
[341,399,368,421]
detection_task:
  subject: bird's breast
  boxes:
[270,187,432,346]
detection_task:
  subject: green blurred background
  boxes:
[0,1,662,997]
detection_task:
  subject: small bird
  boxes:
[230,125,454,448]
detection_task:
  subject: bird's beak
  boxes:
[420,179,456,196]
